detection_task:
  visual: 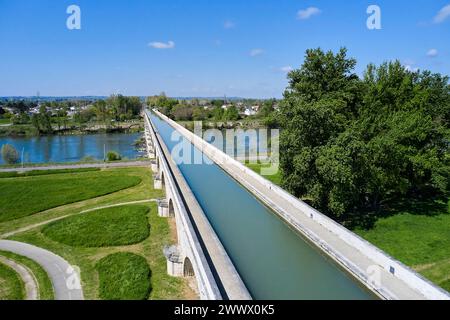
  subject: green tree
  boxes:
[212,107,224,121]
[259,99,276,118]
[279,48,449,222]
[1,144,20,164]
[223,105,240,121]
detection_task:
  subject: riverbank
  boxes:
[178,118,266,131]
[0,121,144,138]
[0,132,146,165]
[0,160,151,173]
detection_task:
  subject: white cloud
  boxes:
[297,7,321,20]
[148,41,175,49]
[250,49,264,57]
[434,4,450,23]
[405,65,419,72]
[280,66,293,73]
[224,20,236,29]
[427,48,439,58]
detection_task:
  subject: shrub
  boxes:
[1,144,20,164]
[96,252,151,300]
[107,151,121,161]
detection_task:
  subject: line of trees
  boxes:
[2,95,143,134]
[279,48,449,224]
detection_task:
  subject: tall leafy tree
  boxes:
[279,48,449,222]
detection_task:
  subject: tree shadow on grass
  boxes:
[344,189,449,231]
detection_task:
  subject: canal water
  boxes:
[0,133,143,165]
[150,112,374,300]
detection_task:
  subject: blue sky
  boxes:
[0,0,449,98]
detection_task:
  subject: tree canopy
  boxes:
[279,48,450,223]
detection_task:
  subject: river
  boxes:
[0,133,144,165]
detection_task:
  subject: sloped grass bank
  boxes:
[0,250,54,300]
[0,261,25,300]
[96,252,151,300]
[42,205,150,247]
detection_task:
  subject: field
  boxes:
[0,167,194,300]
[245,161,282,185]
[0,169,142,222]
[355,196,450,292]
[96,252,151,300]
[43,205,150,247]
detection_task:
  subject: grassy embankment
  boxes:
[0,250,54,300]
[245,162,450,293]
[0,167,193,300]
[0,261,25,300]
[0,158,150,170]
[96,252,151,300]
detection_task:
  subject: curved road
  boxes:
[0,240,84,300]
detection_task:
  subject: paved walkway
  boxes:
[0,240,84,300]
[0,256,38,300]
[0,160,150,173]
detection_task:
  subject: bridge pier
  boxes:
[157,199,169,217]
[153,174,162,190]
[151,159,159,173]
[164,245,184,277]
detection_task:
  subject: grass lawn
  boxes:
[0,168,100,179]
[0,118,10,125]
[1,167,193,300]
[355,196,450,292]
[244,162,282,185]
[43,205,150,248]
[0,250,54,300]
[0,169,142,222]
[0,261,25,300]
[96,252,151,300]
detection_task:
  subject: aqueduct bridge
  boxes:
[144,109,450,300]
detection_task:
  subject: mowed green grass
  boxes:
[43,205,150,248]
[0,262,25,300]
[0,250,54,300]
[96,252,151,300]
[245,162,282,185]
[356,197,450,292]
[0,168,100,179]
[0,170,142,222]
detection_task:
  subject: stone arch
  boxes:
[183,257,195,277]
[168,198,175,218]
